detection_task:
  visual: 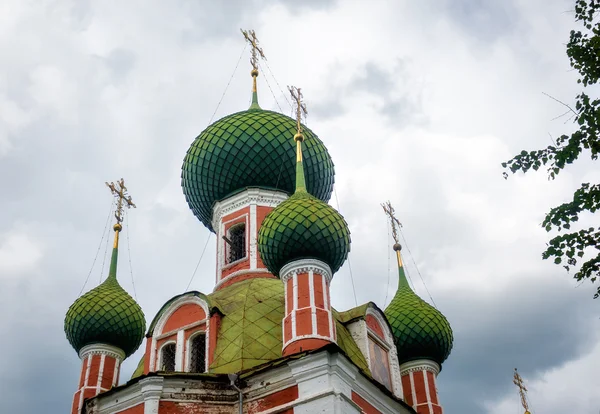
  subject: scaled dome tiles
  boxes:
[384,282,453,366]
[64,277,146,357]
[258,190,351,276]
[181,109,335,231]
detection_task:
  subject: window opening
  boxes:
[189,333,206,373]
[368,335,392,390]
[226,223,246,263]
[161,343,176,372]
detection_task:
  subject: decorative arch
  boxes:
[148,294,210,372]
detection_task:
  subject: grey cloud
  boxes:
[311,60,428,126]
[440,0,518,43]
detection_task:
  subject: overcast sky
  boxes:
[1,0,599,413]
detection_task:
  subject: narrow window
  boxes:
[189,333,206,373]
[161,343,176,372]
[368,336,392,390]
[226,223,246,263]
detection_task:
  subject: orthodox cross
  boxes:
[381,201,402,244]
[240,29,266,72]
[106,178,136,224]
[513,368,530,413]
[288,85,307,135]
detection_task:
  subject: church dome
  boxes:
[258,190,351,276]
[181,104,335,231]
[385,279,453,366]
[65,247,146,357]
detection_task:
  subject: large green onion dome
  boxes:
[385,248,453,366]
[65,228,146,357]
[258,131,350,276]
[181,93,335,232]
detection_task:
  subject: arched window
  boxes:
[189,333,206,373]
[226,223,246,263]
[160,343,176,372]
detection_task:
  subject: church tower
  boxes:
[383,203,454,414]
[64,179,146,414]
[258,86,350,356]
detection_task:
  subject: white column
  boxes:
[175,330,185,371]
[141,377,164,414]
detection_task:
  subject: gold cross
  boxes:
[288,85,308,135]
[106,178,136,224]
[240,29,266,73]
[381,201,402,244]
[513,368,530,412]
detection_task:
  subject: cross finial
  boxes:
[513,368,530,413]
[381,201,402,244]
[106,178,136,225]
[241,29,266,75]
[288,85,308,136]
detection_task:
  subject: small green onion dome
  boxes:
[181,101,335,232]
[258,190,351,276]
[385,265,453,366]
[64,248,145,357]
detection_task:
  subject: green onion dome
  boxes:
[181,95,335,232]
[385,256,453,366]
[258,190,351,276]
[65,241,145,358]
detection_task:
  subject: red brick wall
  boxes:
[351,391,382,414]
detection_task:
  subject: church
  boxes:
[64,31,453,414]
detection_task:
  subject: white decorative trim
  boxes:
[282,333,338,350]
[153,295,210,337]
[423,371,433,413]
[79,343,125,361]
[175,330,185,371]
[213,268,272,291]
[140,377,164,414]
[211,188,288,230]
[250,203,258,269]
[399,359,440,376]
[409,372,417,406]
[280,258,332,283]
[150,337,157,372]
[96,354,106,394]
[156,318,207,340]
[112,359,120,387]
[309,271,317,332]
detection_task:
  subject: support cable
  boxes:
[124,208,138,301]
[208,43,247,125]
[185,234,213,292]
[398,229,437,308]
[383,216,392,308]
[258,61,284,113]
[333,186,358,307]
[262,59,293,110]
[79,199,114,296]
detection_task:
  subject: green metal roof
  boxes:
[133,278,370,378]
[257,190,351,276]
[384,266,453,366]
[64,247,146,358]
[181,100,335,232]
